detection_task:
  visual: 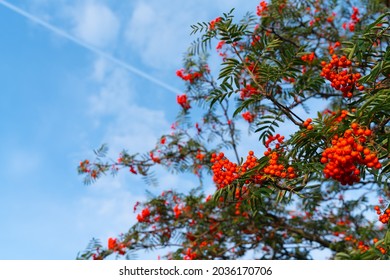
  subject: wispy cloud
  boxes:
[125,1,207,70]
[0,0,269,260]
[124,0,261,70]
[87,57,170,154]
[0,0,181,94]
[69,1,119,48]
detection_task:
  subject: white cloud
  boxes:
[91,56,108,82]
[124,0,261,70]
[23,0,65,22]
[125,1,191,70]
[4,0,310,260]
[70,1,120,48]
[78,50,203,251]
[87,54,171,155]
[104,106,168,155]
[88,66,134,116]
[77,179,144,235]
[157,172,198,192]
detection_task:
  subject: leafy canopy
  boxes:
[77,0,390,260]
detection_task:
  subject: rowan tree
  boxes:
[77,0,390,260]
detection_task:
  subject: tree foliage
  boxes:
[77,0,390,260]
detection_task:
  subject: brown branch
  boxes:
[265,212,333,249]
[284,225,331,248]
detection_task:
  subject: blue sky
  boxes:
[0,0,268,259]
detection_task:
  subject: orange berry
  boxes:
[358,136,366,143]
[364,129,372,136]
[344,129,352,137]
[351,123,359,130]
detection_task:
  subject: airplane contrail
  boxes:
[0,0,182,94]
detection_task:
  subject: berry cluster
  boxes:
[117,155,138,174]
[173,204,182,219]
[176,69,202,83]
[78,159,100,179]
[264,134,284,149]
[372,236,388,255]
[108,238,126,255]
[211,152,240,189]
[209,16,221,30]
[334,109,349,123]
[320,55,363,98]
[323,108,356,125]
[263,150,296,179]
[303,118,313,130]
[263,135,296,179]
[241,151,264,184]
[150,151,161,164]
[256,1,268,17]
[216,40,227,59]
[251,34,261,46]
[211,136,296,189]
[326,12,336,23]
[351,7,360,24]
[129,166,137,174]
[301,52,315,63]
[283,77,295,84]
[328,41,341,55]
[240,84,257,99]
[343,7,360,32]
[176,94,191,110]
[183,248,197,260]
[374,206,390,224]
[211,151,265,189]
[241,151,258,172]
[321,123,381,185]
[344,235,367,250]
[242,111,256,123]
[196,150,205,161]
[378,246,387,255]
[79,160,90,173]
[345,235,387,255]
[137,207,151,223]
[357,240,370,252]
[216,40,225,51]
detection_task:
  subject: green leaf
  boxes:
[385,229,390,246]
[335,252,351,260]
[347,44,356,60]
